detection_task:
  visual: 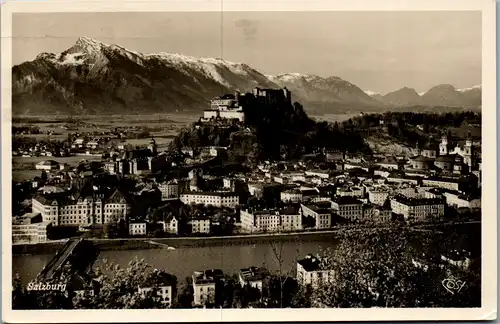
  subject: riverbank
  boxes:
[12,221,480,255]
[12,229,345,255]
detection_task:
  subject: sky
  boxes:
[12,11,481,94]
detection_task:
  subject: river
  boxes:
[12,238,339,285]
[12,223,480,286]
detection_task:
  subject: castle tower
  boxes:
[235,91,240,102]
[148,137,157,156]
[439,135,448,156]
[283,87,291,103]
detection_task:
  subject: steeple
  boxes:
[148,136,157,156]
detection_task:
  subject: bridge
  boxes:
[37,238,99,281]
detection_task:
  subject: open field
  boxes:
[13,155,103,182]
[13,114,197,149]
[12,170,42,182]
[310,113,361,123]
[13,155,102,166]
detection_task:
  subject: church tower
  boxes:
[148,137,157,156]
[439,135,448,156]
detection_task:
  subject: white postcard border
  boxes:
[1,0,497,322]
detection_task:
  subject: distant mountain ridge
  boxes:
[364,84,481,108]
[12,37,481,115]
[267,73,382,107]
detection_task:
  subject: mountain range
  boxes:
[12,37,481,115]
[365,84,481,108]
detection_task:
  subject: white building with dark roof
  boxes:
[32,188,133,226]
[238,266,270,292]
[12,213,49,244]
[390,195,445,222]
[138,270,177,306]
[192,269,224,306]
[180,191,239,208]
[296,254,335,287]
[36,160,60,171]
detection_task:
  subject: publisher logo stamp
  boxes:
[441,276,466,295]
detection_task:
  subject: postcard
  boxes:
[2,0,497,322]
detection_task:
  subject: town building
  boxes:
[422,176,477,192]
[296,254,335,287]
[189,216,211,234]
[363,204,393,223]
[330,196,364,222]
[138,271,177,307]
[32,188,133,226]
[192,269,224,306]
[367,187,390,206]
[305,169,334,179]
[240,206,302,233]
[12,212,49,244]
[160,215,179,235]
[238,266,270,292]
[129,221,147,236]
[442,191,481,209]
[390,195,445,222]
[158,179,181,200]
[72,138,87,149]
[180,191,239,208]
[35,160,60,171]
[375,156,402,170]
[301,202,332,230]
[336,186,364,198]
[280,188,306,202]
[409,155,434,170]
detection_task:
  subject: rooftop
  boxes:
[142,270,177,288]
[392,194,445,206]
[182,191,238,197]
[239,266,270,282]
[332,196,363,205]
[37,160,59,166]
[12,212,43,225]
[192,269,224,285]
[297,254,332,272]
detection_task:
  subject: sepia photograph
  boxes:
[2,0,497,322]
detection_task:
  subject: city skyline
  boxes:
[12,11,481,94]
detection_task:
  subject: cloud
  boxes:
[233,19,258,41]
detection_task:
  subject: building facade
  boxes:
[330,197,364,222]
[296,254,335,287]
[192,269,224,306]
[12,213,48,244]
[390,195,445,221]
[129,222,146,236]
[32,189,132,226]
[180,191,239,208]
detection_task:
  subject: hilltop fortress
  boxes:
[202,87,292,123]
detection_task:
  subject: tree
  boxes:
[309,228,481,308]
[13,258,174,309]
[267,240,301,308]
[173,276,194,308]
[74,257,173,309]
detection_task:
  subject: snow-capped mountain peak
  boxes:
[268,73,320,83]
[457,84,482,92]
[364,90,379,96]
[75,36,107,53]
